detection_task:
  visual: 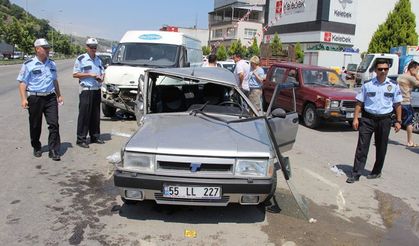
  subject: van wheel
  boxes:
[413,110,419,133]
[102,103,116,117]
[303,104,320,128]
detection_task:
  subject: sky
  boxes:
[9,0,214,41]
[9,0,419,52]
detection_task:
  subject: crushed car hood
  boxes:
[104,65,148,87]
[125,114,272,158]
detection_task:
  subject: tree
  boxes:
[368,0,418,53]
[247,37,260,57]
[216,44,228,61]
[295,42,304,63]
[228,39,247,57]
[202,45,211,56]
[270,33,282,56]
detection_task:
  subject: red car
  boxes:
[263,62,358,128]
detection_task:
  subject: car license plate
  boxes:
[346,112,354,118]
[163,185,221,199]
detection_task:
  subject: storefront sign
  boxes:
[322,32,353,45]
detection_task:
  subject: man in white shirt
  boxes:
[233,53,250,94]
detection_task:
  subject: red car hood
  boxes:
[305,85,357,100]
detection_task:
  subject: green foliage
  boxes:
[216,44,228,61]
[202,45,211,56]
[228,39,247,57]
[247,38,260,57]
[270,33,282,56]
[368,0,418,53]
[295,42,304,62]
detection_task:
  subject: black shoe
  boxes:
[48,150,61,161]
[33,148,42,158]
[346,175,360,183]
[91,138,105,144]
[367,173,381,179]
[77,142,89,148]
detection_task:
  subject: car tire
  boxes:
[413,109,419,134]
[121,197,139,205]
[263,171,277,204]
[102,103,116,117]
[303,104,320,128]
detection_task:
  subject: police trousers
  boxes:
[27,93,61,151]
[77,90,101,143]
[352,115,392,175]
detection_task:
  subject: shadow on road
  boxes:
[116,201,266,224]
[335,164,371,177]
[302,121,355,133]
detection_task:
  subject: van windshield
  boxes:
[112,43,179,67]
[357,55,374,73]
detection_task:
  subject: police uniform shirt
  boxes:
[356,77,403,115]
[16,56,57,93]
[73,53,104,88]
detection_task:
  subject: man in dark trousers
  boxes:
[73,38,105,148]
[346,59,403,183]
[17,38,63,161]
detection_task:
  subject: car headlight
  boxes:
[325,99,340,109]
[123,152,155,173]
[235,159,269,177]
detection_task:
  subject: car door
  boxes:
[263,66,287,108]
[266,82,299,153]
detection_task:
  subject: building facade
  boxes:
[208,0,266,49]
[264,0,358,51]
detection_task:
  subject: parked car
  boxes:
[263,62,358,128]
[216,60,235,72]
[113,67,299,206]
[388,75,419,133]
[96,52,112,68]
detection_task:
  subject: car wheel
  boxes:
[413,109,419,134]
[102,103,116,117]
[303,104,320,128]
[263,171,277,204]
[121,197,139,205]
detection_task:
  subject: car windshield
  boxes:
[112,43,179,67]
[303,69,347,88]
[98,54,112,66]
[357,55,374,73]
[347,63,357,72]
[147,74,251,117]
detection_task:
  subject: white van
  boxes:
[355,53,399,85]
[101,30,202,117]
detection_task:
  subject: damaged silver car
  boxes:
[114,67,299,206]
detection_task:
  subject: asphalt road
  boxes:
[0,60,418,245]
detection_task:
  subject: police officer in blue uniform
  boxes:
[17,38,63,161]
[73,38,105,148]
[346,59,403,183]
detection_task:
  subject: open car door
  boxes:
[266,82,299,153]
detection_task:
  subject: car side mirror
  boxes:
[272,108,287,118]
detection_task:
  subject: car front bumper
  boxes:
[317,108,356,121]
[114,170,274,206]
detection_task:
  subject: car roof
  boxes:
[272,61,335,71]
[146,67,238,86]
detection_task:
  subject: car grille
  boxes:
[342,101,356,109]
[158,161,232,172]
[154,193,230,204]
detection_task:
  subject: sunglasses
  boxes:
[87,45,97,49]
[377,67,389,72]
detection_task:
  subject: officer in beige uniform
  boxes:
[73,38,105,148]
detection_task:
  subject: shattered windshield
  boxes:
[147,74,252,117]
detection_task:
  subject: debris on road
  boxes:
[184,229,197,238]
[106,152,121,164]
[329,165,345,176]
[309,218,317,223]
